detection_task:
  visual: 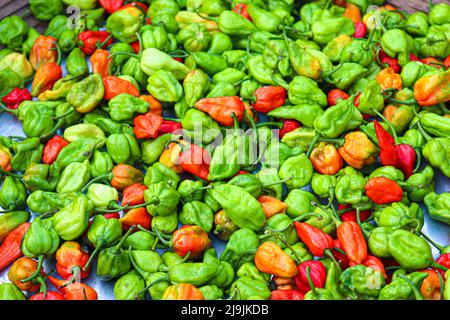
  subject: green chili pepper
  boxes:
[0,16,29,50]
[51,196,90,241]
[285,189,317,219]
[279,153,313,190]
[424,192,450,225]
[339,265,385,300]
[144,181,180,216]
[141,134,173,165]
[220,228,260,269]
[229,276,270,300]
[0,176,27,211]
[106,133,141,165]
[378,270,427,300]
[144,162,180,189]
[179,201,214,232]
[147,69,183,102]
[203,248,235,288]
[190,52,228,75]
[422,137,450,178]
[0,283,26,300]
[388,230,434,270]
[114,270,146,300]
[183,69,210,107]
[11,138,43,172]
[66,74,104,114]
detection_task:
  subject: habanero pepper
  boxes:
[0,223,30,272]
[55,241,90,281]
[111,164,144,191]
[195,96,245,127]
[365,177,403,204]
[78,30,113,56]
[172,141,211,181]
[337,221,367,265]
[279,120,301,139]
[171,225,212,259]
[270,290,304,300]
[99,0,124,14]
[309,142,343,175]
[414,70,450,106]
[134,112,163,139]
[31,62,63,97]
[30,35,58,70]
[349,255,387,279]
[48,276,98,300]
[255,241,298,278]
[120,207,151,231]
[159,120,182,135]
[90,49,111,78]
[103,76,140,101]
[327,89,349,106]
[294,260,327,293]
[2,88,32,110]
[42,135,69,165]
[294,222,335,258]
[252,86,287,113]
[233,4,252,21]
[29,291,65,300]
[375,67,402,91]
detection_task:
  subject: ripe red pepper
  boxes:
[178,143,211,181]
[337,221,368,264]
[159,120,182,135]
[233,4,252,21]
[48,276,98,300]
[270,290,304,300]
[195,96,245,126]
[2,88,32,110]
[122,183,147,207]
[0,223,31,272]
[99,0,124,14]
[252,86,287,113]
[378,49,401,73]
[365,177,403,204]
[294,260,327,293]
[78,31,113,56]
[134,112,164,139]
[172,225,211,259]
[374,120,416,178]
[445,55,450,69]
[327,89,349,106]
[130,40,140,54]
[338,204,371,223]
[353,22,367,38]
[29,291,65,300]
[436,253,450,277]
[55,241,90,281]
[421,57,445,69]
[43,135,69,165]
[294,222,334,257]
[409,53,420,61]
[120,207,151,231]
[279,119,301,139]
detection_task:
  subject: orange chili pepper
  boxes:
[90,49,111,78]
[55,241,90,281]
[43,135,69,165]
[8,257,44,292]
[344,3,362,23]
[294,222,334,257]
[444,55,450,69]
[421,57,445,70]
[258,195,287,218]
[48,276,98,300]
[120,207,151,231]
[134,112,163,139]
[0,223,30,272]
[140,95,163,115]
[102,75,140,100]
[365,177,403,204]
[375,67,403,91]
[337,221,368,264]
[31,62,63,97]
[338,131,378,169]
[111,164,144,191]
[272,276,295,291]
[255,241,298,278]
[172,225,211,259]
[159,142,184,174]
[0,144,12,172]
[310,142,343,175]
[413,70,450,106]
[162,284,204,300]
[195,96,245,126]
[420,269,442,300]
[30,35,58,70]
[252,86,287,113]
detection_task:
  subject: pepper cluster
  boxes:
[0,0,449,301]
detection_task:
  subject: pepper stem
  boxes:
[112,226,136,253]
[356,208,370,238]
[306,134,321,158]
[83,244,102,272]
[387,98,417,105]
[153,225,172,247]
[311,201,341,225]
[372,109,399,143]
[95,199,158,213]
[255,121,283,128]
[0,103,19,116]
[21,255,44,283]
[305,266,317,295]
[419,231,445,252]
[81,173,113,193]
[432,262,449,272]
[397,275,424,300]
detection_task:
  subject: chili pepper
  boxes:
[414,70,450,106]
[106,6,144,43]
[162,284,204,300]
[230,276,270,300]
[0,283,26,300]
[77,30,113,56]
[195,96,245,127]
[250,86,286,113]
[99,0,124,14]
[31,62,63,97]
[365,177,404,205]
[424,192,450,225]
[29,291,65,300]
[55,241,90,282]
[270,289,304,300]
[337,221,367,264]
[30,35,58,70]
[48,276,98,300]
[294,222,336,258]
[0,16,29,50]
[2,88,32,110]
[294,260,327,294]
[42,135,69,165]
[114,270,146,300]
[0,223,30,272]
[102,76,140,101]
[254,241,297,278]
[378,270,427,300]
[310,142,343,175]
[375,67,403,91]
[90,49,111,78]
[339,265,385,300]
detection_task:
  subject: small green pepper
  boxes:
[51,196,90,241]
[424,192,450,225]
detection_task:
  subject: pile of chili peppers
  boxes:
[0,0,449,301]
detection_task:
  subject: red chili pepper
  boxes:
[42,135,69,165]
[178,143,211,181]
[55,241,90,281]
[0,223,30,272]
[279,120,301,139]
[122,183,147,207]
[436,253,450,277]
[103,213,120,219]
[78,31,113,56]
[327,89,349,106]
[233,4,252,21]
[350,255,387,278]
[353,22,367,38]
[409,53,420,61]
[172,225,211,259]
[173,57,183,63]
[338,204,371,222]
[337,221,368,264]
[99,0,124,14]
[378,49,401,73]
[294,260,327,293]
[2,88,32,110]
[445,55,450,69]
[130,40,140,54]
[374,120,416,178]
[252,86,287,113]
[158,120,182,135]
[195,96,245,127]
[365,177,404,204]
[134,112,164,139]
[294,222,334,257]
[48,276,98,300]
[421,57,445,69]
[270,290,304,300]
[29,291,65,300]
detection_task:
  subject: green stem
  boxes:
[95,199,156,213]
[311,200,341,225]
[388,98,417,105]
[0,103,18,116]
[419,231,445,252]
[81,173,113,193]
[306,134,321,157]
[112,226,135,253]
[83,244,102,272]
[262,177,292,188]
[21,255,44,283]
[153,225,172,247]
[255,121,283,128]
[432,262,449,272]
[108,51,140,60]
[305,266,316,295]
[372,109,399,143]
[318,138,345,146]
[398,275,423,300]
[356,208,370,238]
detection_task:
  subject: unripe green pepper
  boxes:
[130,250,164,278]
[429,3,450,25]
[96,227,135,281]
[124,231,157,251]
[388,230,434,270]
[140,48,190,80]
[422,137,450,178]
[67,74,105,114]
[424,192,450,226]
[87,183,119,210]
[51,196,90,241]
[378,270,427,300]
[106,133,141,165]
[89,150,113,178]
[147,69,183,102]
[369,166,404,181]
[179,201,214,232]
[177,23,211,52]
[374,202,423,231]
[66,48,89,77]
[284,189,317,218]
[0,211,30,243]
[208,32,232,55]
[182,109,221,145]
[178,180,205,203]
[114,270,146,300]
[203,248,235,288]
[368,227,394,258]
[199,285,223,300]
[106,6,144,43]
[144,181,180,216]
[264,214,298,248]
[218,11,257,36]
[236,262,270,283]
[0,283,26,300]
[146,272,169,300]
[63,124,106,146]
[220,228,260,269]
[339,265,385,300]
[279,154,313,190]
[144,162,180,189]
[284,242,313,264]
[108,94,149,122]
[56,160,91,193]
[0,16,29,50]
[0,176,27,211]
[311,173,337,199]
[140,134,172,166]
[183,69,210,107]
[335,174,367,205]
[229,276,270,300]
